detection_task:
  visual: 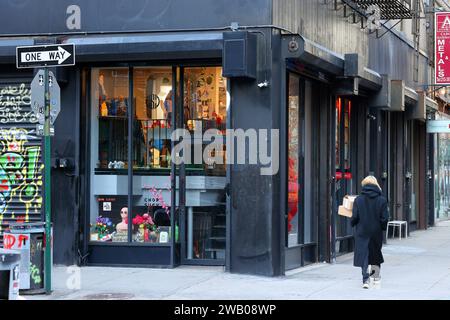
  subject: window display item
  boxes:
[116,207,128,232]
[99,74,107,98]
[101,101,108,117]
[112,231,127,242]
[116,96,127,116]
[150,147,160,167]
[159,231,169,243]
[108,161,125,169]
[95,216,113,240]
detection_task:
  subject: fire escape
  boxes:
[323,0,421,82]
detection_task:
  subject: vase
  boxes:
[149,231,158,243]
[137,225,145,242]
[144,227,149,242]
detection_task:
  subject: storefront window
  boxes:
[132,67,173,243]
[133,67,173,171]
[183,67,227,260]
[90,68,130,243]
[288,74,300,247]
[344,100,351,170]
[335,97,353,240]
[436,133,450,221]
[336,98,341,170]
[88,65,227,252]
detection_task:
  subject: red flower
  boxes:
[132,215,144,225]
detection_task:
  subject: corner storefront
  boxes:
[0,0,440,277]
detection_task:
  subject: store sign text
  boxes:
[435,13,450,84]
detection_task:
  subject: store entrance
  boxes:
[333,97,354,256]
[178,67,228,266]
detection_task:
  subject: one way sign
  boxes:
[16,44,75,68]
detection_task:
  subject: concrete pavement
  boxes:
[25,220,450,300]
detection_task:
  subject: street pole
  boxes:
[44,68,52,294]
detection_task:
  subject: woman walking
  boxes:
[351,176,389,289]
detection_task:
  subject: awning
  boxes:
[0,37,34,63]
[426,96,438,112]
[282,35,382,93]
[282,35,344,75]
[369,77,436,118]
[0,32,224,64]
[404,86,418,106]
[60,32,224,61]
[344,54,382,91]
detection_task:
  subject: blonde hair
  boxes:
[361,175,381,191]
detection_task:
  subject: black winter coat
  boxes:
[351,184,389,267]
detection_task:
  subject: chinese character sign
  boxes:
[436,13,450,84]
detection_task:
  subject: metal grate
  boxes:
[0,78,44,247]
[344,0,413,20]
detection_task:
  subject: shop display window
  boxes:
[184,67,227,176]
[89,66,227,248]
[133,67,173,171]
[287,74,300,247]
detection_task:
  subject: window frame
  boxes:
[86,61,225,249]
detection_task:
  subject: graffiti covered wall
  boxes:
[0,80,43,241]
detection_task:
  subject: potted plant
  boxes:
[132,214,157,242]
[95,216,113,240]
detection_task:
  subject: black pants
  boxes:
[361,252,381,282]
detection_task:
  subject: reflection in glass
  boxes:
[132,67,174,243]
[133,67,173,171]
[335,97,353,240]
[184,67,227,260]
[288,74,300,247]
[90,68,130,243]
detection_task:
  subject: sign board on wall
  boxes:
[435,12,450,85]
[427,120,450,133]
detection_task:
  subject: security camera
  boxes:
[258,81,269,88]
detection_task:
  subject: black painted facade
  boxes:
[0,0,437,276]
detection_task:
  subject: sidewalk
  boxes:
[26,220,450,300]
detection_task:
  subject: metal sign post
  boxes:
[17,43,74,295]
[43,68,51,294]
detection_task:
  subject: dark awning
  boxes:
[282,35,382,93]
[283,35,344,75]
[0,38,34,63]
[60,32,224,62]
[0,32,224,64]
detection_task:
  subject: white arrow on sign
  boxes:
[21,46,71,65]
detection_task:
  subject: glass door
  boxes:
[180,66,228,265]
[334,97,353,254]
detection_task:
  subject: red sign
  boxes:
[436,13,450,84]
[3,233,29,249]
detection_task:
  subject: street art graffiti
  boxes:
[0,128,43,231]
[30,263,42,285]
[0,83,37,124]
[0,81,42,234]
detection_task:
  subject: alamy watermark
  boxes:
[171,124,279,176]
[366,4,381,31]
[65,265,81,290]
